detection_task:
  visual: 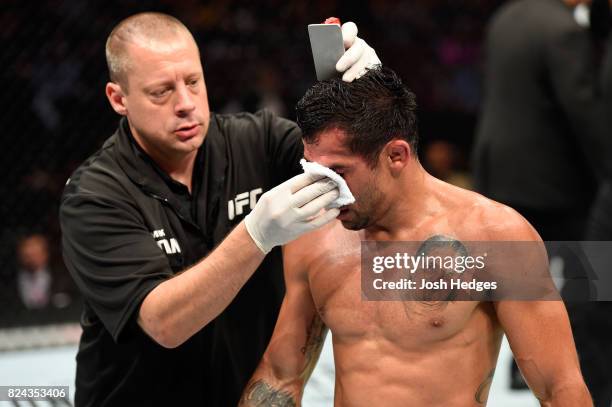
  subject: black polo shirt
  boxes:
[60,110,303,406]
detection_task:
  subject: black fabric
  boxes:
[60,110,303,406]
[473,0,607,212]
[587,35,612,242]
[587,181,612,240]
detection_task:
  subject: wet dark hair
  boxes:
[296,66,418,166]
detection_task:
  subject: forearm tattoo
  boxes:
[239,380,296,407]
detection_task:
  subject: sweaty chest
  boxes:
[308,251,485,347]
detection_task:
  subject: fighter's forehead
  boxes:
[303,128,360,169]
[303,128,350,158]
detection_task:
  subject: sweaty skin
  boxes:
[240,130,591,407]
[285,201,504,407]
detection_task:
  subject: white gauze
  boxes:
[300,159,355,208]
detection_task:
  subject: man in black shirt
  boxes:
[60,12,380,406]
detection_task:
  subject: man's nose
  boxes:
[174,83,196,116]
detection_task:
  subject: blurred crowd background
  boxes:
[0,0,609,322]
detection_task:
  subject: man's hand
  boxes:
[245,173,340,254]
[336,21,381,82]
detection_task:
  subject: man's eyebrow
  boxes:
[143,80,174,90]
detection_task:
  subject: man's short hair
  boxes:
[105,12,196,89]
[296,67,418,166]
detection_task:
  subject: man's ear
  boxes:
[384,140,411,173]
[106,82,128,116]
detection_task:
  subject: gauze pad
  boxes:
[300,159,356,208]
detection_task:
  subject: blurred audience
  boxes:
[16,234,53,309]
[16,233,74,311]
[423,140,472,189]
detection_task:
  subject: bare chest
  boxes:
[308,250,489,347]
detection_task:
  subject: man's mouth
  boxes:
[174,123,201,140]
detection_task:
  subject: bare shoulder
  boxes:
[283,220,358,279]
[452,188,541,242]
[447,190,550,286]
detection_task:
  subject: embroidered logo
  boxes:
[228,188,263,220]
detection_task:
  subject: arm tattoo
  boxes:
[239,380,297,407]
[300,314,327,381]
[301,315,325,360]
[475,367,496,404]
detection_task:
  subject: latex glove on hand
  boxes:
[244,173,340,254]
[336,21,381,82]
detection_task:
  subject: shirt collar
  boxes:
[113,115,227,227]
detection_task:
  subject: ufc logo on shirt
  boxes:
[228,188,262,220]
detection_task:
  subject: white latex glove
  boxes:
[336,21,381,82]
[244,173,340,254]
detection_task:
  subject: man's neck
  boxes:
[158,152,197,192]
[130,125,198,192]
[364,163,443,241]
[144,148,197,192]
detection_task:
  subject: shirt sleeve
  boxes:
[60,191,172,343]
[259,109,304,184]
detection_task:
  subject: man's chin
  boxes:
[174,133,204,152]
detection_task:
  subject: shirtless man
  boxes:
[239,67,591,406]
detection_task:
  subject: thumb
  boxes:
[341,21,358,49]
